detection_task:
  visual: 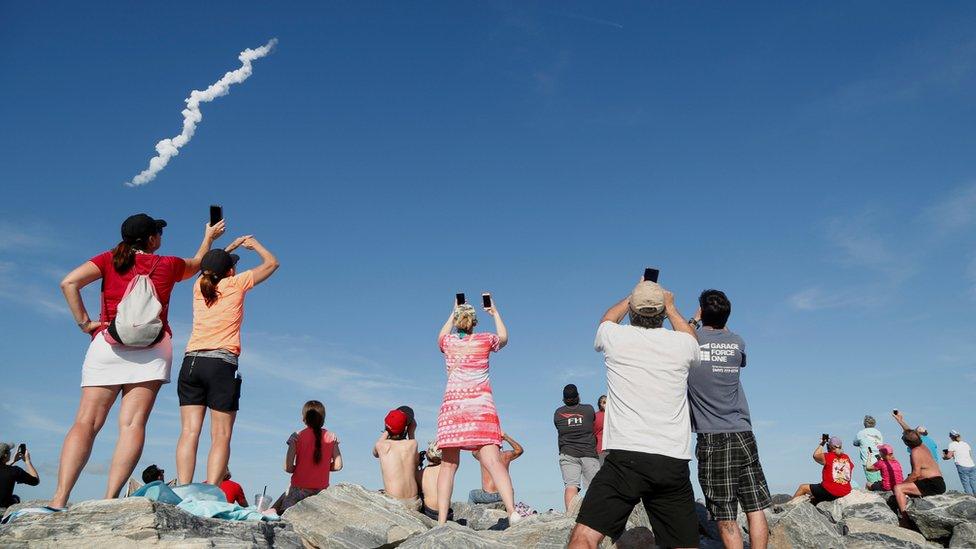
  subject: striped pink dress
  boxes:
[436,332,503,450]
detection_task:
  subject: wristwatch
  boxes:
[688,318,701,329]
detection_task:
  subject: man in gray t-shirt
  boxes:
[688,289,771,549]
[553,384,599,511]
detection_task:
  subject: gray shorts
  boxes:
[560,454,600,489]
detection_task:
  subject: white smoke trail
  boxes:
[125,38,278,187]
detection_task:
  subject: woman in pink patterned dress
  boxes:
[434,297,518,525]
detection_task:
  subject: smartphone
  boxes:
[643,268,659,283]
[210,205,223,226]
[893,409,899,415]
[456,293,466,305]
[482,293,492,308]
[17,443,25,457]
[821,433,829,442]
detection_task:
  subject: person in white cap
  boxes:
[943,430,975,495]
[569,278,700,549]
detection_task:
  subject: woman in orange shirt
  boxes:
[175,236,279,485]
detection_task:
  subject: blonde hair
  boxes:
[454,304,478,333]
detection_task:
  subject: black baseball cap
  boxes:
[200,249,240,275]
[563,384,579,400]
[121,213,167,244]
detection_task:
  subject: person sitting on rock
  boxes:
[373,409,420,511]
[469,432,523,505]
[789,435,852,504]
[894,430,946,522]
[852,415,884,490]
[419,441,453,521]
[865,444,903,492]
[219,468,248,506]
[0,443,39,508]
[275,400,342,514]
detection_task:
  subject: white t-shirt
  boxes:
[949,440,975,468]
[594,321,700,460]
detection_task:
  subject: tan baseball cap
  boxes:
[629,281,665,316]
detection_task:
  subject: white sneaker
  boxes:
[509,512,523,525]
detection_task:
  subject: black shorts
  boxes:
[809,483,840,503]
[916,476,946,497]
[696,431,772,521]
[576,450,698,548]
[177,355,241,412]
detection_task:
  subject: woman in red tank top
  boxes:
[274,401,343,514]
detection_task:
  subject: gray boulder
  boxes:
[0,498,301,548]
[907,492,976,541]
[399,522,507,548]
[816,490,898,525]
[768,502,844,549]
[842,517,934,549]
[282,483,433,548]
[950,521,976,548]
[451,501,509,530]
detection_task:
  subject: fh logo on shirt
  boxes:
[559,413,584,426]
[699,342,739,363]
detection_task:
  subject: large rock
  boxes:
[768,502,844,549]
[0,498,300,548]
[841,517,934,549]
[907,492,976,542]
[451,501,509,531]
[816,490,898,525]
[949,521,976,548]
[399,522,506,548]
[282,483,432,548]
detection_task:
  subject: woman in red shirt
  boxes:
[50,214,224,509]
[789,435,853,504]
[274,400,343,514]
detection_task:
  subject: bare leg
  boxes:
[50,386,120,508]
[436,448,460,525]
[205,409,237,485]
[564,485,580,512]
[475,445,516,515]
[176,405,206,484]
[787,484,812,504]
[718,520,744,549]
[894,482,921,513]
[568,523,604,549]
[747,510,769,549]
[104,381,162,499]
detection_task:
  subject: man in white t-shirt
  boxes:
[943,430,975,495]
[569,279,700,549]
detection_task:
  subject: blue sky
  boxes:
[2,2,976,510]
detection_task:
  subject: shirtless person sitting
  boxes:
[419,441,453,521]
[373,409,420,510]
[469,432,524,504]
[893,429,946,524]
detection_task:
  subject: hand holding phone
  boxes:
[16,443,25,461]
[482,293,492,309]
[455,293,466,306]
[821,433,830,445]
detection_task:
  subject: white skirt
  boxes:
[81,331,173,387]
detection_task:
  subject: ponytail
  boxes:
[302,400,326,464]
[111,240,137,273]
[199,270,223,307]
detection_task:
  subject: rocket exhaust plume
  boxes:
[125,38,278,187]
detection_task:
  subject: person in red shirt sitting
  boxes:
[219,468,248,507]
[273,400,342,514]
[789,435,853,504]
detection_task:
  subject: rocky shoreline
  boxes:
[1,484,973,547]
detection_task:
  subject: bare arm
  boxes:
[21,451,38,484]
[182,221,226,280]
[813,444,826,465]
[237,237,279,285]
[438,305,457,344]
[892,411,912,433]
[503,432,524,459]
[489,304,508,349]
[284,433,298,473]
[331,442,343,471]
[944,450,955,461]
[373,432,388,458]
[664,291,698,342]
[906,450,920,482]
[60,261,106,334]
[600,296,630,325]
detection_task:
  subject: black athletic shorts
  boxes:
[177,355,241,412]
[916,476,946,497]
[576,449,698,548]
[809,483,840,503]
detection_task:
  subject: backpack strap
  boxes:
[145,256,162,277]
